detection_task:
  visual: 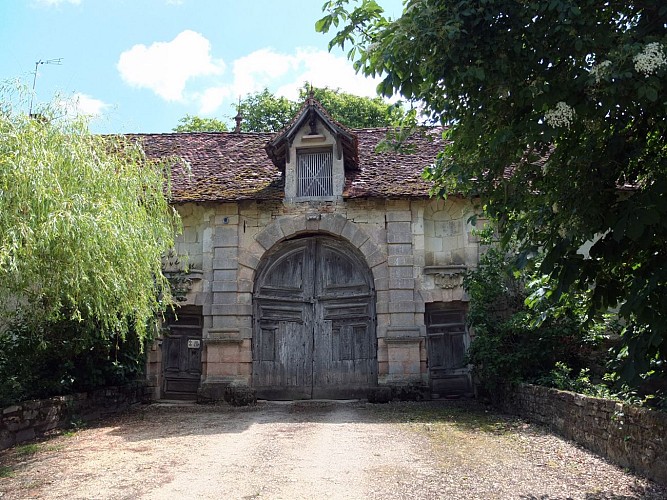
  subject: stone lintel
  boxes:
[423,265,468,275]
[385,326,421,339]
[206,328,243,344]
[384,337,421,344]
[205,338,243,345]
[200,376,248,386]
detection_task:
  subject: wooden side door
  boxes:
[253,241,315,400]
[426,303,472,397]
[312,239,377,399]
[162,307,203,400]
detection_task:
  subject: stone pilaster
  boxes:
[204,204,251,387]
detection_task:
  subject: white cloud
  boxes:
[117,30,225,102]
[274,48,382,100]
[230,48,295,96]
[72,93,109,116]
[56,93,109,119]
[198,87,231,115]
[192,47,383,115]
[115,38,385,117]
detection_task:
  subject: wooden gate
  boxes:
[426,302,472,397]
[162,306,203,400]
[253,237,376,400]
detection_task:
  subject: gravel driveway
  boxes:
[0,400,664,499]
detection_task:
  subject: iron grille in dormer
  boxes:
[296,149,333,197]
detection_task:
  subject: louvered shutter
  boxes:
[296,150,333,197]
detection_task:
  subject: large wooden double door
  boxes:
[253,237,377,400]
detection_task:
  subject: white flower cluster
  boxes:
[590,60,612,83]
[633,42,667,76]
[544,101,576,129]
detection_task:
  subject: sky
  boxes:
[0,0,404,134]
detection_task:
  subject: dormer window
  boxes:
[265,95,359,203]
[296,148,333,197]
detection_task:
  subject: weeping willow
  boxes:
[0,86,181,341]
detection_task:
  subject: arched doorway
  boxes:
[253,236,377,399]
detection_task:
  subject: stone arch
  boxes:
[238,213,389,293]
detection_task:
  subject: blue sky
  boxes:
[1,0,404,133]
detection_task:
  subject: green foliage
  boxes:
[15,444,41,457]
[0,85,180,339]
[537,362,615,400]
[319,0,667,384]
[300,85,404,129]
[175,85,404,133]
[0,85,178,406]
[173,114,228,132]
[464,240,610,397]
[0,313,150,407]
[239,88,298,132]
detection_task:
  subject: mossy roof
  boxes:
[132,127,444,203]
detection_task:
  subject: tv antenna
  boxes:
[29,58,63,116]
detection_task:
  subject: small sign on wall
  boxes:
[187,339,201,349]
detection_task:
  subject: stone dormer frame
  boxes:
[284,121,343,202]
[265,96,358,203]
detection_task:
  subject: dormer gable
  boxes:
[265,95,358,201]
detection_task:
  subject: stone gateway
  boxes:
[139,97,483,401]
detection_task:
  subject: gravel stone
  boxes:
[0,400,664,499]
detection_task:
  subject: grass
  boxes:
[0,439,68,484]
[0,465,14,478]
[365,400,544,473]
[13,441,66,459]
[373,400,524,434]
[369,400,539,458]
[20,478,45,490]
[15,444,40,457]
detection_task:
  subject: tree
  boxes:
[173,114,228,132]
[174,86,404,133]
[302,85,404,129]
[238,88,299,132]
[0,89,180,340]
[319,1,667,383]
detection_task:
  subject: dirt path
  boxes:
[1,400,664,499]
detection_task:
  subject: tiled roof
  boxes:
[133,127,445,203]
[346,128,443,198]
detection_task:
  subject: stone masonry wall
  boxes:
[165,197,481,394]
[0,383,151,451]
[423,197,479,268]
[501,383,667,485]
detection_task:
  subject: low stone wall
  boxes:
[501,384,667,485]
[1,382,152,450]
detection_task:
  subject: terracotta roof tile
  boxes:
[132,128,445,203]
[345,128,444,198]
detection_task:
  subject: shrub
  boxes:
[0,312,150,407]
[464,244,610,398]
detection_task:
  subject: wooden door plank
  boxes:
[162,310,203,400]
[254,237,377,399]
